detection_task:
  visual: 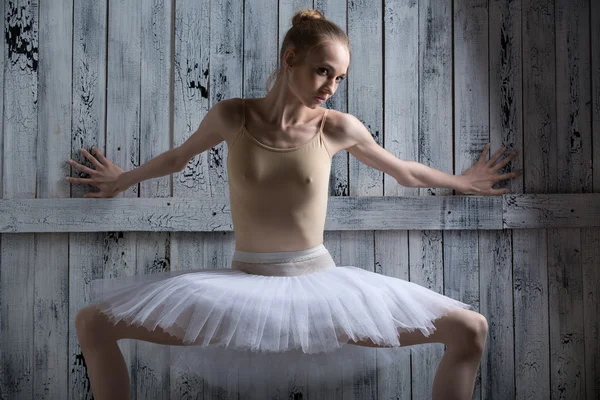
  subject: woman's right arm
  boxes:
[67,99,231,197]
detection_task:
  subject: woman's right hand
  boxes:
[65,147,126,198]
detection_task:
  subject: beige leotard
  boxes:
[226,99,332,252]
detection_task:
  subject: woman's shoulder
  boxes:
[211,97,245,142]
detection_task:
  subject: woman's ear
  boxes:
[283,48,296,70]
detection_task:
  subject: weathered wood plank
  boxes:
[443,230,480,397]
[0,1,39,399]
[5,194,600,232]
[340,230,377,400]
[551,3,592,396]
[106,0,143,396]
[0,195,505,232]
[134,0,173,398]
[317,0,349,199]
[374,230,411,399]
[519,2,555,400]
[581,227,600,400]
[275,2,314,398]
[347,0,383,396]
[556,0,592,195]
[380,0,418,397]
[513,229,550,400]
[171,0,213,397]
[593,0,600,193]
[34,0,72,398]
[487,0,522,397]
[479,230,514,399]
[409,230,445,400]
[588,1,600,398]
[453,1,490,397]
[548,228,585,399]
[312,2,349,397]
[68,0,108,398]
[414,2,454,395]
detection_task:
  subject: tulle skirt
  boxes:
[89,243,472,394]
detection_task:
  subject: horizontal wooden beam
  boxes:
[0,194,597,233]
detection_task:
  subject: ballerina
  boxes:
[66,9,520,400]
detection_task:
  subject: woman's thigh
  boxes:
[75,305,188,346]
[346,308,484,348]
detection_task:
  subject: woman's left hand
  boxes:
[459,144,521,196]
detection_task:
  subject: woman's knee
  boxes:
[75,305,115,345]
[449,310,488,354]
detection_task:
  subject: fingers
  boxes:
[477,143,490,163]
[68,159,97,176]
[497,170,522,181]
[485,146,506,167]
[65,176,94,185]
[90,146,109,165]
[80,148,103,169]
[492,150,518,171]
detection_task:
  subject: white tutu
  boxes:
[90,243,472,394]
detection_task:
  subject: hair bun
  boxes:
[291,9,325,26]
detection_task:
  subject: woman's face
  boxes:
[286,41,349,108]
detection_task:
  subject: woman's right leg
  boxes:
[347,308,488,400]
[75,304,188,400]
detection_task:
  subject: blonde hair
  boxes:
[266,9,350,91]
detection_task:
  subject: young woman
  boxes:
[67,9,520,400]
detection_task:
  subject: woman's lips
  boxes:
[314,96,326,103]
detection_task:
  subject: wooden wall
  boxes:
[1,0,598,399]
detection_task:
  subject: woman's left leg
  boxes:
[347,308,488,400]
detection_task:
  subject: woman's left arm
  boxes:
[343,114,521,195]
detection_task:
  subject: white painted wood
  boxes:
[487,1,522,397]
[312,2,349,398]
[0,195,508,232]
[375,230,411,399]
[380,2,418,396]
[68,0,108,398]
[490,0,523,195]
[340,230,377,400]
[0,1,39,398]
[453,1,489,397]
[244,0,278,98]
[384,0,419,198]
[523,0,557,194]
[275,2,314,398]
[409,230,445,400]
[171,0,212,396]
[347,1,383,396]
[316,0,350,199]
[503,193,600,228]
[348,0,383,199]
[443,230,480,398]
[134,1,173,397]
[513,229,550,399]
[519,2,555,399]
[5,194,600,232]
[34,0,72,398]
[68,233,106,400]
[479,230,514,399]
[106,0,143,396]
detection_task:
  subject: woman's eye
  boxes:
[318,68,345,82]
